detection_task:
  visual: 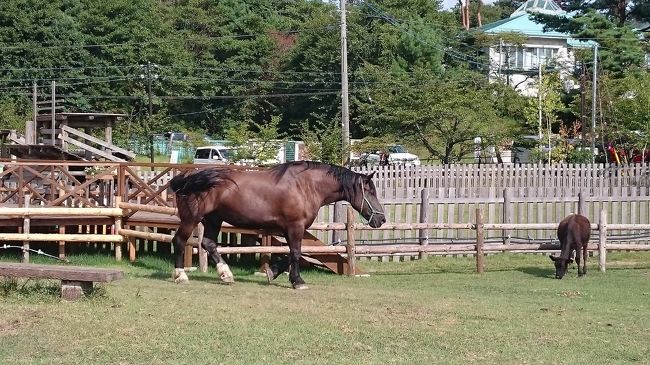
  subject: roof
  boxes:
[511,0,565,18]
[480,11,595,48]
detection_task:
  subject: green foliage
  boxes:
[225,115,284,165]
[0,0,646,163]
[297,119,342,164]
[0,97,29,132]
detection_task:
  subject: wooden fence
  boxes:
[1,161,649,261]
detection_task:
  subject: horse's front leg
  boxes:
[201,214,234,284]
[286,227,307,290]
[172,222,196,284]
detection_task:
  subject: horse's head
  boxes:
[549,255,573,279]
[355,171,385,228]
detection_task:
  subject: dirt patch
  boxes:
[0,309,43,337]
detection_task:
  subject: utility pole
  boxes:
[51,81,56,146]
[538,64,543,141]
[146,61,154,165]
[591,44,598,164]
[340,0,350,166]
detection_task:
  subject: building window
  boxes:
[503,46,558,70]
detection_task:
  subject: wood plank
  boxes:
[0,262,123,282]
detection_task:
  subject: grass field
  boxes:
[1,252,649,365]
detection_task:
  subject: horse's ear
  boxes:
[367,171,376,179]
[549,255,557,261]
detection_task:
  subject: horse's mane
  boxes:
[170,168,236,196]
[270,161,359,200]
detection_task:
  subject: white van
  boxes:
[193,146,236,165]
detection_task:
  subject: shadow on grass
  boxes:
[516,266,554,279]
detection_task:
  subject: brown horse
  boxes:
[551,214,591,279]
[169,161,386,289]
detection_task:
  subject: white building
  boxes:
[480,0,593,97]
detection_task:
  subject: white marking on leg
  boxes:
[173,268,189,284]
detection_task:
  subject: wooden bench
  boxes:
[0,263,123,300]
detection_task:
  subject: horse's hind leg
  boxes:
[172,221,196,284]
[581,244,588,277]
[201,213,234,284]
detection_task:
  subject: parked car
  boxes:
[193,145,237,165]
[355,145,421,167]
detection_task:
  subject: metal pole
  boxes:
[591,44,598,164]
[51,81,56,146]
[340,0,350,165]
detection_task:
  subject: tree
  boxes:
[600,70,650,161]
[523,69,565,162]
[225,115,285,165]
[359,67,521,163]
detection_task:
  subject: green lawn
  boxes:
[1,252,649,365]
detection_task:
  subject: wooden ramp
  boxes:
[266,231,362,275]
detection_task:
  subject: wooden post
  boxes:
[184,243,193,269]
[578,190,586,217]
[475,207,485,274]
[197,223,208,273]
[58,226,66,259]
[128,227,137,262]
[502,188,513,247]
[332,201,344,244]
[599,208,607,272]
[346,206,356,276]
[114,196,122,261]
[25,120,35,145]
[22,195,30,263]
[260,234,271,274]
[418,189,429,260]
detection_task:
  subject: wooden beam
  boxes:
[62,125,135,158]
[60,135,124,162]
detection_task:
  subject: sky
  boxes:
[441,0,497,10]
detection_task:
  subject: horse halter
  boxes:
[359,178,384,223]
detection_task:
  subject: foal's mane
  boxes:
[270,161,360,200]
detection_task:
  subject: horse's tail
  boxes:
[170,174,187,193]
[170,169,235,196]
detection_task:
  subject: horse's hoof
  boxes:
[219,274,235,284]
[175,277,189,284]
[293,283,309,290]
[265,268,275,284]
[217,263,235,284]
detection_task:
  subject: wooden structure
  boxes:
[0,262,123,300]
[31,112,135,162]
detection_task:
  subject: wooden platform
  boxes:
[0,262,123,300]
